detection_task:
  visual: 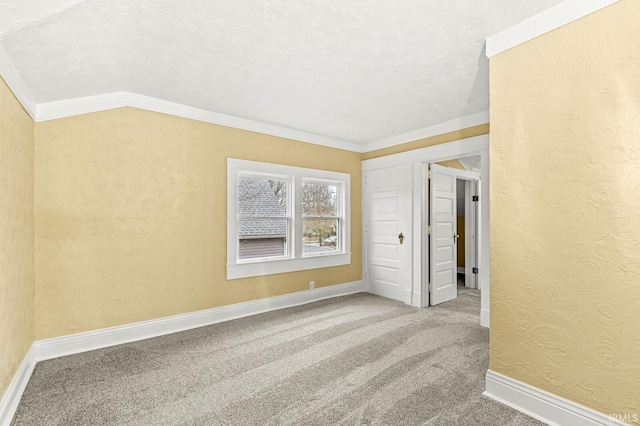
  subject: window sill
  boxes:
[227,253,351,280]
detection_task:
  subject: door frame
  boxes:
[463,179,479,289]
[422,163,482,306]
[362,134,490,327]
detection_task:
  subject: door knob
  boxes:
[398,232,404,245]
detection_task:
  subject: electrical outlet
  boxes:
[309,281,315,290]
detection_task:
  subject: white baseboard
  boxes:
[0,346,37,426]
[0,281,363,425]
[484,370,631,426]
[34,280,363,361]
[480,308,490,328]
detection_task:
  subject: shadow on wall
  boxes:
[463,43,489,118]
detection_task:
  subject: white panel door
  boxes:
[429,164,458,305]
[365,165,412,303]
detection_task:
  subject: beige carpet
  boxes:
[12,289,543,425]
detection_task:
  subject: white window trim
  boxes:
[301,178,344,258]
[227,158,351,280]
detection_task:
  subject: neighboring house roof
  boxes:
[238,177,286,238]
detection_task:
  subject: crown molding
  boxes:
[362,111,489,153]
[0,46,37,119]
[35,92,365,152]
[486,0,621,58]
[2,52,488,154]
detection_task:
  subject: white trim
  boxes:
[227,158,351,280]
[458,156,482,173]
[481,308,490,327]
[35,92,129,120]
[0,68,489,155]
[0,346,37,426]
[417,162,428,308]
[362,134,490,327]
[484,370,632,426]
[0,47,37,119]
[34,92,364,152]
[464,179,479,290]
[0,282,363,425]
[486,0,621,58]
[227,254,352,280]
[362,134,489,172]
[33,281,363,361]
[34,92,489,154]
[363,111,489,153]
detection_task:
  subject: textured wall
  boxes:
[34,107,362,340]
[0,77,34,398]
[490,0,640,420]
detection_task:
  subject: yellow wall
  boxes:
[435,159,465,170]
[0,77,34,398]
[34,107,362,340]
[490,0,640,420]
[362,123,489,160]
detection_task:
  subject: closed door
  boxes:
[365,165,412,303]
[429,164,458,305]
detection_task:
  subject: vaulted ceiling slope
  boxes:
[0,0,562,148]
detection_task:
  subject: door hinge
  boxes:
[472,267,478,275]
[428,225,431,235]
[472,195,479,202]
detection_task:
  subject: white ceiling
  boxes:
[0,0,562,147]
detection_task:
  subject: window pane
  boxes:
[302,182,337,216]
[238,176,287,217]
[302,218,339,254]
[238,219,288,259]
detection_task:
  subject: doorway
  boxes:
[427,163,479,306]
[362,134,490,327]
[460,177,479,290]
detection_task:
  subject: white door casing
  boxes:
[429,164,458,305]
[361,134,490,327]
[364,164,412,304]
[464,179,479,289]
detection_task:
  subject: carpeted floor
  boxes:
[12,288,543,425]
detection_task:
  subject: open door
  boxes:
[429,164,458,305]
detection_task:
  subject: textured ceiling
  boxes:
[0,0,562,145]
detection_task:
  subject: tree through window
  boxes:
[302,180,341,255]
[227,158,350,279]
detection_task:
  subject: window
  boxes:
[227,159,350,279]
[302,180,341,255]
[237,175,290,260]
